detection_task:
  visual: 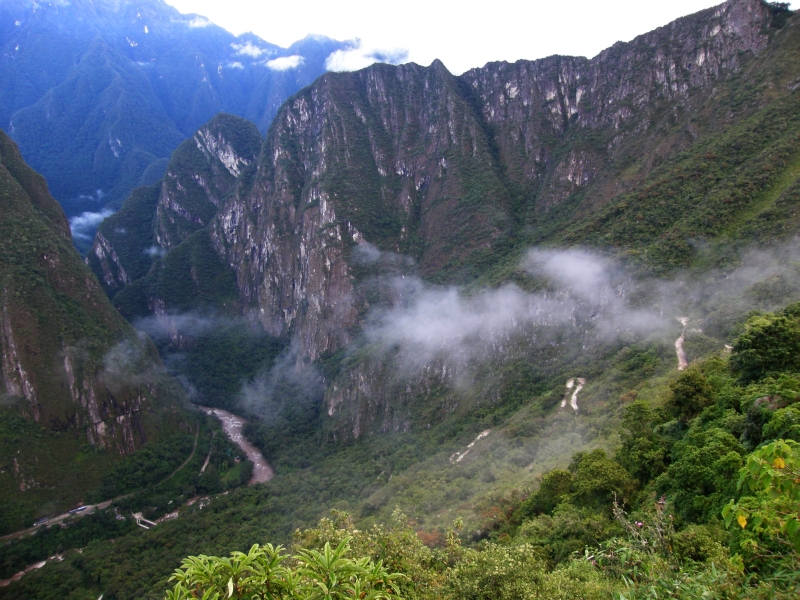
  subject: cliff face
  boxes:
[209,0,775,362]
[0,129,183,454]
[461,0,773,212]
[211,60,517,359]
[88,113,261,296]
[155,114,263,252]
[91,0,798,439]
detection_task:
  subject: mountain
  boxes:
[2,1,800,598]
[95,0,800,378]
[0,129,189,533]
[0,0,351,229]
[88,112,262,300]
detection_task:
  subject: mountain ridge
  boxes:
[0,129,190,533]
[0,0,353,224]
[88,0,800,441]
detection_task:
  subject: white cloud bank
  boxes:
[69,209,114,242]
[265,55,304,71]
[186,16,211,28]
[325,41,409,72]
[359,243,800,372]
[231,41,269,58]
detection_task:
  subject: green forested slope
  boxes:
[3,2,800,599]
[0,130,189,534]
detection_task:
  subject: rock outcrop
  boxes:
[88,113,261,296]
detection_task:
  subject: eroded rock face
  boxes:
[88,114,262,295]
[156,115,262,251]
[460,0,772,210]
[0,300,37,420]
[211,60,521,359]
[210,0,773,364]
[91,231,132,291]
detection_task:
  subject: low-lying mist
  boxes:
[122,240,800,422]
[131,312,321,422]
[359,243,800,374]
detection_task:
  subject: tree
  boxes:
[668,367,714,422]
[517,470,573,518]
[164,539,404,600]
[722,440,800,587]
[617,401,669,483]
[731,313,800,383]
[568,450,637,511]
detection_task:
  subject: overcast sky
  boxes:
[165,0,796,75]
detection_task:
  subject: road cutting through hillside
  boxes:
[0,427,199,543]
[562,378,586,411]
[199,407,273,484]
[450,430,491,463]
[676,317,689,371]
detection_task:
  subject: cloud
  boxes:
[525,248,614,301]
[358,243,800,376]
[237,343,324,421]
[231,41,269,58]
[360,248,658,370]
[100,335,164,393]
[69,209,114,242]
[352,241,415,268]
[131,310,323,419]
[186,16,211,28]
[264,55,305,71]
[144,245,166,258]
[133,311,233,344]
[226,61,244,69]
[325,40,409,72]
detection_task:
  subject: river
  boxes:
[198,407,273,484]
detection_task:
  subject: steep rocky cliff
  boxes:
[0,129,187,526]
[209,0,781,361]
[462,0,774,213]
[88,113,261,297]
[92,0,800,438]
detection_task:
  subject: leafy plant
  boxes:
[165,539,405,600]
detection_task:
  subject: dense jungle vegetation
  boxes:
[2,3,800,600]
[2,302,799,599]
[154,303,800,599]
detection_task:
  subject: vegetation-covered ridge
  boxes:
[0,0,351,223]
[163,303,800,599]
[0,129,189,534]
[3,2,800,599]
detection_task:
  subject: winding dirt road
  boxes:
[561,378,585,411]
[199,407,273,484]
[675,317,689,371]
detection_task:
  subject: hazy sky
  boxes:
[164,0,795,75]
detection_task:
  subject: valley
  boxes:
[1,0,800,598]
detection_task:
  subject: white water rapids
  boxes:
[199,407,273,484]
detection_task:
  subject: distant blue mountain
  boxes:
[0,0,350,225]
